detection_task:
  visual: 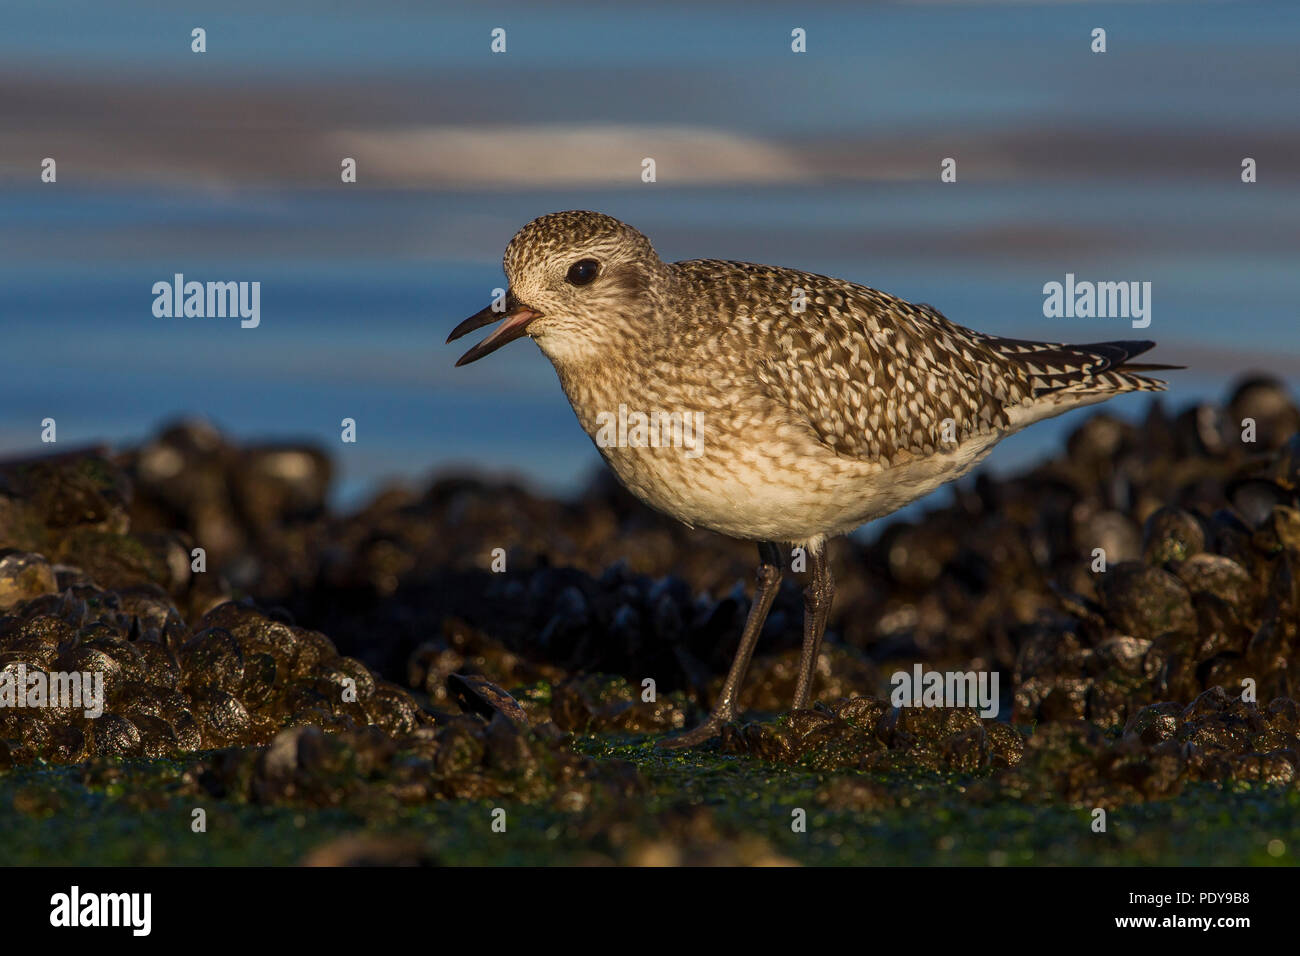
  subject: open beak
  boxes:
[447,300,543,367]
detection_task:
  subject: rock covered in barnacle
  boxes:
[0,585,430,767]
[0,551,58,609]
[1008,384,1300,732]
[1141,507,1206,566]
[1229,377,1300,450]
[719,696,1024,773]
[19,377,1285,749]
[549,674,692,734]
[196,699,640,808]
[0,375,1298,820]
[991,688,1300,806]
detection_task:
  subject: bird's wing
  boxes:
[679,261,1164,465]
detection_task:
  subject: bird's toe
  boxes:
[655,719,725,750]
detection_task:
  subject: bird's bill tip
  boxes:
[446,303,500,344]
[450,304,541,366]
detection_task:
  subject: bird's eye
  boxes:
[566,258,600,286]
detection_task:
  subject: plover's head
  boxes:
[448,210,671,367]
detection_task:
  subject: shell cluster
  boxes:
[1,374,1298,814]
[0,579,429,767]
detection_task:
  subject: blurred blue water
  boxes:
[2,1,1298,510]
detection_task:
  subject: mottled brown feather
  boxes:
[665,259,1164,464]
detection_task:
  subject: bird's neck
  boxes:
[546,327,665,440]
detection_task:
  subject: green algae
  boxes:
[1,736,1295,866]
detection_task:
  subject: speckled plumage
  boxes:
[450,210,1175,745]
[468,210,1168,547]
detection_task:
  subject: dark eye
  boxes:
[566,258,600,286]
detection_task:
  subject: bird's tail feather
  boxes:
[980,336,1180,396]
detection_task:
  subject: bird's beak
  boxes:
[447,300,543,367]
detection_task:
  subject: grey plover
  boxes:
[448,210,1176,747]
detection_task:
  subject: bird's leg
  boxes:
[792,540,833,710]
[658,541,784,749]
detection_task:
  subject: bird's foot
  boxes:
[655,716,728,750]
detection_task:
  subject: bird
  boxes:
[447,210,1178,748]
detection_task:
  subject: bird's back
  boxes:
[665,258,1169,467]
